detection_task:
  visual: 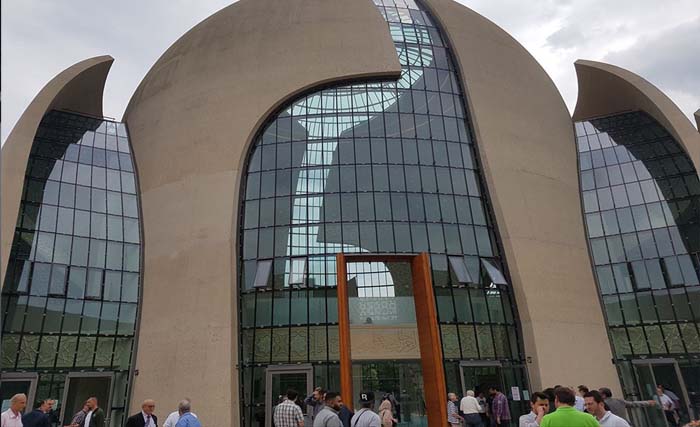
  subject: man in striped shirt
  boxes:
[274,389,305,427]
[447,393,462,427]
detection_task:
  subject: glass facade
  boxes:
[1,110,141,426]
[575,111,700,422]
[238,0,525,424]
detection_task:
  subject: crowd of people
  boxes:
[3,385,698,427]
[446,384,699,427]
[273,388,403,427]
[0,395,200,427]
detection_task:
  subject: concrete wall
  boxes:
[121,0,400,424]
[424,0,621,393]
[1,56,113,283]
[574,60,700,176]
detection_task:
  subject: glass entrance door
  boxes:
[265,365,313,427]
[633,359,694,427]
[351,361,427,427]
[459,361,502,399]
[60,373,112,427]
[0,373,38,413]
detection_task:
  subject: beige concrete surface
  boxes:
[1,56,113,283]
[121,0,401,424]
[574,60,700,176]
[424,0,622,393]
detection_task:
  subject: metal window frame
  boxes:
[481,258,508,286]
[448,255,473,284]
[253,259,273,288]
[288,256,308,286]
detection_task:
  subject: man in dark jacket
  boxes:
[22,399,54,427]
[125,400,158,427]
[82,398,105,427]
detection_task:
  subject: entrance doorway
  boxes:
[0,373,38,413]
[60,373,112,426]
[336,253,446,427]
[632,359,694,427]
[459,361,502,399]
[351,361,426,427]
[265,364,313,427]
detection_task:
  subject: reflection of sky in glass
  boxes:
[281,1,433,290]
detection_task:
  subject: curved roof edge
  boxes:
[1,55,114,278]
[120,0,400,424]
[424,0,620,394]
[573,59,700,173]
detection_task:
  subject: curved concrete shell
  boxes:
[574,59,700,175]
[423,0,620,392]
[1,55,113,279]
[121,0,401,423]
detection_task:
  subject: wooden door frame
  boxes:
[336,252,447,426]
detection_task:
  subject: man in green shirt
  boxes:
[541,387,599,427]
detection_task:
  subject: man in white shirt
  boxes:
[459,390,482,427]
[1,394,26,427]
[584,390,631,427]
[163,400,198,427]
[519,391,549,427]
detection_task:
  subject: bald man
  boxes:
[1,393,27,427]
[83,397,104,427]
[125,400,157,427]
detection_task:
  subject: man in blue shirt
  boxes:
[22,399,54,427]
[175,401,201,427]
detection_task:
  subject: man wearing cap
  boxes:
[350,392,381,427]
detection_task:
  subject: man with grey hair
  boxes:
[174,401,200,427]
[163,400,198,427]
[460,391,482,427]
[447,393,462,427]
[1,394,27,427]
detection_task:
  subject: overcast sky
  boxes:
[2,0,698,144]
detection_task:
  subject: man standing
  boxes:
[82,398,104,427]
[656,386,678,427]
[575,386,588,412]
[338,402,353,427]
[125,400,157,427]
[163,400,197,427]
[305,388,326,422]
[598,387,655,423]
[313,392,342,427]
[68,403,90,427]
[21,399,54,427]
[174,401,200,427]
[583,390,630,427]
[540,387,598,427]
[273,389,304,427]
[1,394,27,427]
[519,392,549,427]
[489,386,511,427]
[459,391,481,427]
[446,393,462,427]
[350,392,381,427]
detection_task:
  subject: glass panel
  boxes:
[254,260,273,288]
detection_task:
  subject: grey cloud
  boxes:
[604,18,700,92]
[546,24,585,49]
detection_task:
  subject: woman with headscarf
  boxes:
[378,399,397,427]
